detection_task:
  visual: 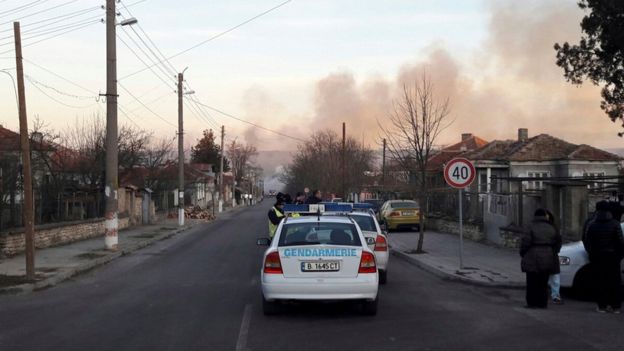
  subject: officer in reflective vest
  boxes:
[268,199,285,238]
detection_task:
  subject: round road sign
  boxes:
[443,158,476,189]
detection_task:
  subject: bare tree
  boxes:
[380,72,452,253]
[227,140,258,183]
[281,129,376,196]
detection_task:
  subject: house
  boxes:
[461,128,622,242]
[426,133,489,190]
[462,128,622,193]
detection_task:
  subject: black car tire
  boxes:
[379,270,387,285]
[362,298,378,316]
[262,296,281,315]
[572,265,595,301]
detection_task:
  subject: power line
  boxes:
[0,0,76,23]
[118,82,177,128]
[26,74,96,109]
[0,17,102,44]
[192,99,304,142]
[0,5,100,32]
[0,19,102,55]
[0,0,50,19]
[25,74,96,99]
[119,0,293,81]
[117,31,175,88]
[24,58,97,94]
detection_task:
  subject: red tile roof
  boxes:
[463,134,621,162]
[0,125,21,152]
[427,135,489,170]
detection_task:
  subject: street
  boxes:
[1,202,623,351]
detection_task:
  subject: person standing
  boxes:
[305,189,323,204]
[294,192,306,205]
[267,199,285,239]
[583,200,624,313]
[545,209,563,304]
[520,208,562,309]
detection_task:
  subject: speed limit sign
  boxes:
[444,158,476,189]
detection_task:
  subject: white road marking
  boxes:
[235,304,253,351]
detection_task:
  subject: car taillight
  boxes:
[374,235,387,252]
[389,211,401,217]
[358,251,376,273]
[264,251,282,274]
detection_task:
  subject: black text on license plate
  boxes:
[301,261,340,272]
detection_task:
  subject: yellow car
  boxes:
[379,200,423,231]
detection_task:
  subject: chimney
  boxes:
[518,128,528,142]
[461,133,473,141]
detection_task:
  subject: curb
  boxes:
[390,248,525,290]
[0,224,195,296]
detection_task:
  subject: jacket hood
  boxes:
[595,210,613,222]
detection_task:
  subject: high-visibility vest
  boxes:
[268,207,285,238]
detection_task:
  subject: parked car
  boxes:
[559,241,624,298]
[362,199,384,214]
[378,200,423,231]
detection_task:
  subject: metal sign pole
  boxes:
[459,188,464,270]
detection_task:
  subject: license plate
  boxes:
[301,261,340,272]
[402,211,415,216]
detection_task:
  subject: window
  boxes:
[278,223,362,247]
[390,201,419,209]
[351,215,377,232]
[583,172,606,190]
[526,172,549,190]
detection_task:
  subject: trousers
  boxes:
[526,272,550,308]
[593,255,622,309]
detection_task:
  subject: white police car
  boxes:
[559,240,624,297]
[257,204,379,315]
[346,211,389,284]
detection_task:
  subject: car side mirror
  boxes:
[257,237,271,246]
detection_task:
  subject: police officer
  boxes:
[305,190,322,204]
[268,199,285,239]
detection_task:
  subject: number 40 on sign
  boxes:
[443,158,476,189]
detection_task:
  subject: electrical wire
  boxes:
[117,29,174,85]
[27,75,96,108]
[0,68,18,107]
[0,17,102,44]
[0,0,50,19]
[0,0,76,23]
[192,99,304,142]
[24,58,97,94]
[25,74,96,99]
[0,5,100,32]
[119,0,293,81]
[0,19,102,55]
[118,82,177,128]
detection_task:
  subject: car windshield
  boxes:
[278,222,362,247]
[351,215,377,232]
[390,201,419,209]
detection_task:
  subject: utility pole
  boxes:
[382,138,386,192]
[104,0,119,250]
[177,72,184,226]
[14,22,35,280]
[342,122,346,200]
[219,125,225,212]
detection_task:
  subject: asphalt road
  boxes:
[1,201,623,351]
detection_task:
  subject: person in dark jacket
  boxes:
[545,209,563,304]
[583,200,624,313]
[294,192,306,205]
[305,190,323,204]
[520,208,562,308]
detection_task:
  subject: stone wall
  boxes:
[425,217,485,242]
[499,226,523,249]
[0,217,130,257]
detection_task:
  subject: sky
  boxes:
[0,0,621,156]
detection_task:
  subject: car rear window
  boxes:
[351,215,376,232]
[390,201,419,209]
[278,223,362,247]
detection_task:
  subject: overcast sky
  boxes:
[0,0,620,151]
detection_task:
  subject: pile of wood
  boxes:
[166,206,216,221]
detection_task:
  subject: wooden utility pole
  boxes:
[219,125,225,210]
[342,122,346,200]
[14,21,35,280]
[177,72,184,226]
[104,0,119,250]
